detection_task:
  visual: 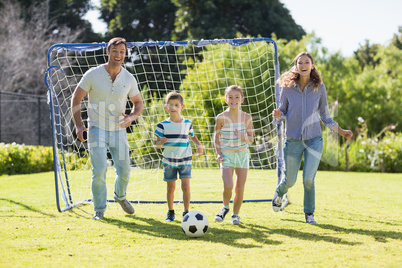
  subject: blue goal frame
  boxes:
[44,37,283,212]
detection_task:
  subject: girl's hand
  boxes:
[272,109,281,119]
[234,129,244,140]
[216,154,224,164]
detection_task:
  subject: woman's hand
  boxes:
[272,109,281,119]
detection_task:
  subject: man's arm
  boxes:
[119,94,144,129]
[71,86,88,142]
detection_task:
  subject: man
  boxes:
[71,37,143,220]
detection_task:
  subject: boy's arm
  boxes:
[155,135,167,149]
[190,135,203,156]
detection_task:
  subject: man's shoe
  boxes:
[182,211,189,217]
[305,213,318,225]
[114,197,135,214]
[215,207,229,222]
[166,211,175,222]
[272,192,282,212]
[92,212,104,220]
[230,215,241,225]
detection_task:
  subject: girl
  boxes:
[214,85,254,225]
[272,52,353,224]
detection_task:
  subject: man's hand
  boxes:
[119,113,136,129]
[76,125,88,142]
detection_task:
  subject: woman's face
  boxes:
[296,54,315,77]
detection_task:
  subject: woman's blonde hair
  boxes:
[278,52,322,91]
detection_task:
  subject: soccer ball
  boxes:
[181,211,209,238]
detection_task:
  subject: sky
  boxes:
[85,0,401,57]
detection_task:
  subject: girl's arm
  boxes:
[214,115,225,163]
[235,113,254,144]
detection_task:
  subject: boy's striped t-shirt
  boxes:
[154,118,194,167]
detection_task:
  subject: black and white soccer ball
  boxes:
[181,211,209,238]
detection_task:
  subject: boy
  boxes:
[154,92,203,222]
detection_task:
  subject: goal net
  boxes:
[45,38,283,212]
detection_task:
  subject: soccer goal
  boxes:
[44,38,283,212]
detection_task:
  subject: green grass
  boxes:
[1,171,401,267]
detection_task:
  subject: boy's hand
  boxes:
[160,137,168,145]
[197,145,204,156]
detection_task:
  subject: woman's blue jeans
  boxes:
[276,135,323,214]
[88,126,131,212]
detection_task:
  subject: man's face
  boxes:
[108,43,126,67]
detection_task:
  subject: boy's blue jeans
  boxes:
[88,126,131,212]
[276,135,323,214]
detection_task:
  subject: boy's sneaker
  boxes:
[215,207,229,222]
[182,211,189,217]
[305,213,318,225]
[114,197,135,214]
[92,212,104,220]
[165,211,175,222]
[272,192,282,212]
[230,215,241,225]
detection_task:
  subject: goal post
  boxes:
[44,38,283,212]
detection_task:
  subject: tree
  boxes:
[6,0,101,42]
[0,0,83,94]
[390,26,402,50]
[100,0,177,41]
[172,0,305,41]
[354,40,381,70]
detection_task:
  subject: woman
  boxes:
[272,52,353,224]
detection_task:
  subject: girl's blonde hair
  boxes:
[225,85,244,98]
[278,52,322,91]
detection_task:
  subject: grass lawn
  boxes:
[0,170,401,267]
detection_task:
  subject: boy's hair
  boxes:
[165,92,184,104]
[107,37,127,53]
[225,85,244,98]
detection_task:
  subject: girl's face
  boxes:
[296,54,315,77]
[225,89,244,109]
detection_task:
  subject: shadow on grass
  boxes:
[247,223,360,246]
[283,218,400,243]
[103,215,281,248]
[0,198,55,217]
[101,214,360,247]
[317,223,402,243]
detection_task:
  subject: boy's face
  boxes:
[165,99,184,115]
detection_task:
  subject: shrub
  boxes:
[0,143,54,175]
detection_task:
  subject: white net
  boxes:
[45,38,281,212]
